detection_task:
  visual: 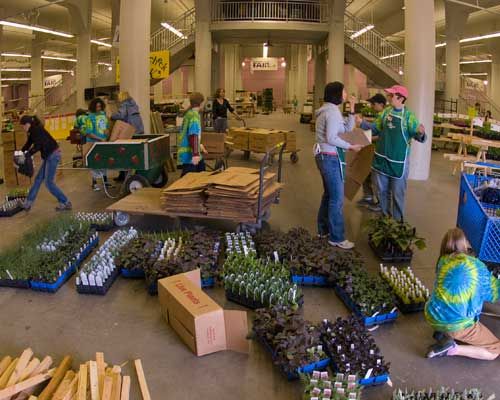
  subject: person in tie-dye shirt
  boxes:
[425,228,499,360]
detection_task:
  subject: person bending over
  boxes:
[426,228,499,360]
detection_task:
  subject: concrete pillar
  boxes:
[212,45,220,97]
[30,35,44,114]
[327,0,345,82]
[296,44,308,110]
[194,0,212,99]
[153,81,163,104]
[111,0,120,75]
[0,25,3,135]
[444,3,469,101]
[186,65,195,93]
[490,40,500,118]
[314,46,326,110]
[404,0,435,181]
[172,69,183,97]
[223,44,242,101]
[119,0,151,133]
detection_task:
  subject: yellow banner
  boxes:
[116,50,170,82]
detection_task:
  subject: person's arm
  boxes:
[111,103,127,121]
[408,112,426,143]
[226,99,235,114]
[360,120,375,131]
[325,113,354,150]
[187,116,202,163]
[21,134,33,153]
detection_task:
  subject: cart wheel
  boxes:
[125,174,150,194]
[151,169,169,188]
[214,159,226,171]
[290,152,299,163]
[114,212,130,227]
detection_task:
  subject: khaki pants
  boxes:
[449,322,500,354]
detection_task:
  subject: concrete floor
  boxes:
[0,113,498,399]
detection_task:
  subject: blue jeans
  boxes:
[315,153,345,242]
[180,159,206,177]
[374,162,409,221]
[27,150,69,205]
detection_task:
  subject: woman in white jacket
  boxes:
[315,82,362,249]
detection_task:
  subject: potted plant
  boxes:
[301,370,361,400]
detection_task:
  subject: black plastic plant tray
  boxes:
[76,268,120,295]
[328,356,390,387]
[291,275,329,286]
[6,195,27,201]
[395,298,426,313]
[0,279,31,289]
[0,206,24,217]
[90,223,114,232]
[368,239,413,263]
[226,290,304,310]
[121,268,146,278]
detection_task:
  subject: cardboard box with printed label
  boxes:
[201,132,225,154]
[158,269,249,356]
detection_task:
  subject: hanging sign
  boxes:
[116,50,170,82]
[250,57,278,71]
[44,74,62,89]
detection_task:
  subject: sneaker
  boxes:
[93,185,101,192]
[22,200,32,211]
[368,204,382,213]
[55,202,72,211]
[433,331,449,343]
[328,240,355,250]
[426,339,457,358]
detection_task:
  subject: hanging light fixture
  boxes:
[0,20,73,38]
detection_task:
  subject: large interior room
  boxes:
[0,0,499,399]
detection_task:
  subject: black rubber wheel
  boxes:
[151,169,169,188]
[125,174,150,194]
[214,159,227,171]
[290,152,299,163]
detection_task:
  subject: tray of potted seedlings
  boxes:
[0,198,24,217]
[301,370,362,400]
[0,246,32,289]
[116,236,163,278]
[365,216,426,263]
[320,317,391,387]
[30,229,99,293]
[256,227,364,287]
[223,254,303,310]
[380,265,430,313]
[75,211,115,231]
[6,187,29,201]
[145,230,221,295]
[76,227,138,295]
[333,265,398,327]
[253,306,330,380]
[225,231,256,257]
[392,387,491,400]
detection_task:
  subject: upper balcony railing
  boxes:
[150,8,196,53]
[211,0,329,23]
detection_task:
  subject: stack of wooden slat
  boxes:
[0,350,151,400]
[160,172,213,216]
[150,112,164,135]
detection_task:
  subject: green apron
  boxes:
[372,108,410,179]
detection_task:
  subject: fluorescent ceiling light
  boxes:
[0,20,73,38]
[350,24,374,39]
[461,72,488,76]
[380,52,405,60]
[41,55,77,62]
[161,22,186,39]
[460,31,500,43]
[263,43,269,58]
[91,39,112,48]
[435,42,446,48]
[98,62,112,67]
[44,69,73,73]
[442,59,492,65]
[1,52,31,58]
[1,68,31,72]
[1,84,9,87]
[1,77,31,81]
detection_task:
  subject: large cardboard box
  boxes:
[249,130,285,153]
[201,132,225,154]
[280,130,297,152]
[158,269,249,356]
[109,120,136,142]
[339,129,374,201]
[227,128,250,151]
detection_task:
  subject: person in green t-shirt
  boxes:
[85,98,110,191]
[177,92,206,177]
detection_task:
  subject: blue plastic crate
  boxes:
[121,268,146,278]
[457,174,500,264]
[31,237,98,293]
[333,284,398,326]
[201,277,215,288]
[291,275,328,286]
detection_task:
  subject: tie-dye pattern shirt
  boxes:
[425,254,499,332]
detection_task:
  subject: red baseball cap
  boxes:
[385,85,408,98]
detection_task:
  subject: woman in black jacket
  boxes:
[213,88,241,133]
[20,115,72,211]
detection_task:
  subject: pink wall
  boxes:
[241,62,286,106]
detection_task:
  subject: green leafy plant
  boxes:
[365,216,426,254]
[380,265,429,305]
[393,387,490,400]
[301,370,361,400]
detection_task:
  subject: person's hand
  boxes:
[418,124,425,134]
[355,115,363,126]
[192,155,201,166]
[349,144,363,152]
[349,95,357,111]
[200,144,208,154]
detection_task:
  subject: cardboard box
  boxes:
[201,132,225,154]
[249,131,285,153]
[158,269,249,356]
[281,130,296,152]
[227,128,250,151]
[109,120,136,142]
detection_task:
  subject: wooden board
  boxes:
[101,377,112,400]
[0,359,18,389]
[89,361,99,400]
[107,188,165,216]
[0,369,55,400]
[38,356,72,400]
[133,360,150,400]
[76,365,87,400]
[95,353,105,399]
[119,377,130,400]
[0,358,12,380]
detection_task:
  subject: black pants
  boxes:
[180,160,206,177]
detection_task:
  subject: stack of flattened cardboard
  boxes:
[248,129,285,153]
[160,172,213,216]
[205,167,282,221]
[227,127,250,151]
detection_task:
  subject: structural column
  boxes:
[314,46,326,110]
[194,0,212,98]
[444,2,469,101]
[75,0,91,110]
[30,35,44,114]
[111,0,120,75]
[327,0,345,82]
[404,0,435,181]
[119,0,151,133]
[222,44,242,101]
[490,39,500,118]
[296,44,308,110]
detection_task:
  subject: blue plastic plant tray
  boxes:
[329,358,390,387]
[121,268,146,278]
[0,279,31,289]
[333,284,398,326]
[201,276,215,288]
[291,275,328,286]
[31,237,98,293]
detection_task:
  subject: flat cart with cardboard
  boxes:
[201,131,229,171]
[106,143,285,231]
[85,134,170,196]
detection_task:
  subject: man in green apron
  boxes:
[371,85,426,221]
